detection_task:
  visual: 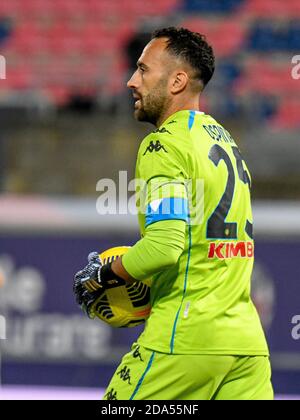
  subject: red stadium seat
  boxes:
[124,0,179,16]
[180,17,211,35]
[39,22,84,53]
[270,99,300,129]
[84,35,119,54]
[239,0,300,18]
[4,67,34,89]
[83,0,179,18]
[7,34,47,55]
[116,19,137,47]
[0,0,22,17]
[13,0,60,19]
[234,60,300,96]
[23,0,87,18]
[45,86,70,105]
[48,36,86,54]
[212,21,247,57]
[85,0,123,16]
[0,1,245,103]
[182,18,247,57]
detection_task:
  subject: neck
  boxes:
[156,95,200,127]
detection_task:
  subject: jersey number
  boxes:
[207,145,253,239]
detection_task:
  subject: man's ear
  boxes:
[170,71,189,94]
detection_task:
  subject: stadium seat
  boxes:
[182,18,247,57]
[239,0,300,18]
[234,60,300,96]
[270,99,300,129]
[124,0,180,16]
[0,16,13,46]
[180,17,211,34]
[47,35,86,55]
[86,0,178,19]
[181,0,245,13]
[7,34,47,55]
[115,20,137,47]
[4,0,298,110]
[12,0,64,20]
[83,35,119,54]
[21,0,87,18]
[4,67,34,89]
[217,62,241,85]
[248,22,300,52]
[45,86,70,106]
[85,0,124,16]
[0,0,22,17]
[0,0,185,105]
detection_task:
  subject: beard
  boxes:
[134,78,170,126]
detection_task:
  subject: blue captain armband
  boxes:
[145,197,189,227]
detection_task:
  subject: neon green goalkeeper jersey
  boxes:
[131,110,269,355]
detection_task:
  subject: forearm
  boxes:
[111,255,136,283]
[112,219,186,282]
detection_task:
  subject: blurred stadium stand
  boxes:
[0,0,299,197]
[0,0,299,400]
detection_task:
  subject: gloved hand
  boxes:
[73,250,127,317]
[74,251,104,293]
[73,277,100,318]
[73,251,104,318]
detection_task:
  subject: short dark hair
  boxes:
[152,27,215,89]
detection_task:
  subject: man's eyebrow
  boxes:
[137,61,149,69]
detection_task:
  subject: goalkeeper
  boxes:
[73,27,273,400]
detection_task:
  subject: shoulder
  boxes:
[136,130,191,182]
[138,111,196,158]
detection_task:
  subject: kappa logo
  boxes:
[132,345,143,362]
[208,241,254,259]
[104,388,118,400]
[143,140,168,155]
[153,127,172,135]
[117,365,132,385]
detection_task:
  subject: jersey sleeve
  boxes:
[137,133,190,227]
[137,132,189,182]
[122,219,186,281]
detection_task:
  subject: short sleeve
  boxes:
[136,132,190,229]
[137,133,189,183]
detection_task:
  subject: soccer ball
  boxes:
[89,246,151,328]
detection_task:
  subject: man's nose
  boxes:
[127,70,138,89]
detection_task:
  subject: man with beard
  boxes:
[74,27,273,400]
